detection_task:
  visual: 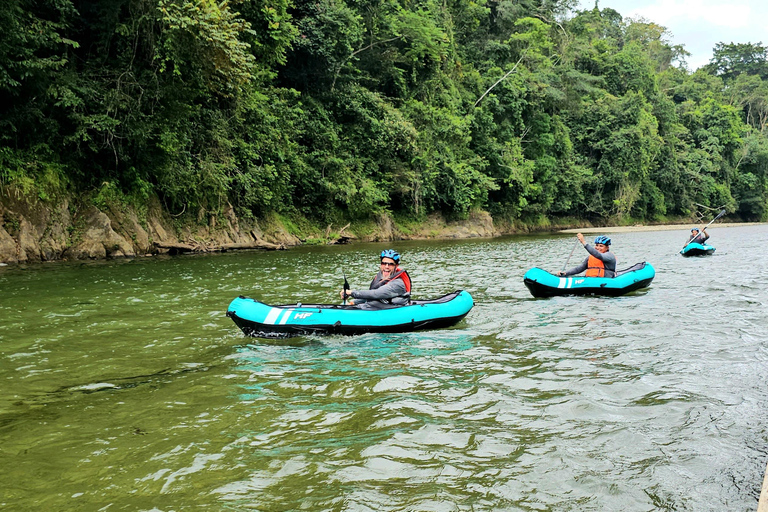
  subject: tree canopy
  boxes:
[1,0,767,224]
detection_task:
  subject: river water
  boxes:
[1,225,767,511]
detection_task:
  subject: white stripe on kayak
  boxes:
[279,309,294,325]
[558,277,567,289]
[264,308,281,325]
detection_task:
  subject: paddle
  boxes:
[683,209,726,249]
[341,270,351,305]
[559,239,581,275]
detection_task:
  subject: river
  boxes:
[1,224,767,511]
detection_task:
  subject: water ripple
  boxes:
[1,226,767,510]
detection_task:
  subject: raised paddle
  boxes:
[683,209,726,249]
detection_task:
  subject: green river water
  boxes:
[1,225,767,511]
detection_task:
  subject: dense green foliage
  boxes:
[2,0,767,224]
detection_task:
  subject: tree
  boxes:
[703,42,768,82]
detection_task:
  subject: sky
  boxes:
[574,0,768,70]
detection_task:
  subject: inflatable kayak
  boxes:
[226,290,473,338]
[680,243,716,256]
[523,262,655,298]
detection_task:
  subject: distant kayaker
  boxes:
[340,249,412,306]
[686,227,709,246]
[556,234,616,278]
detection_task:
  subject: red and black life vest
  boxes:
[370,267,412,301]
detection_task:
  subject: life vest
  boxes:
[585,256,605,277]
[690,233,708,244]
[370,268,412,302]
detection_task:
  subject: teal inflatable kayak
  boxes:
[680,243,716,256]
[523,262,655,298]
[227,290,473,338]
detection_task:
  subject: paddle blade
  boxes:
[342,271,350,302]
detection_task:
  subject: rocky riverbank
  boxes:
[4,190,759,266]
[0,192,500,265]
[0,193,304,265]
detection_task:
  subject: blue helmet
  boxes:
[594,235,611,246]
[691,227,699,232]
[380,249,400,264]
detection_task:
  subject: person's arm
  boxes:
[557,233,589,276]
[701,228,709,242]
[584,243,612,262]
[349,280,406,301]
[560,257,588,276]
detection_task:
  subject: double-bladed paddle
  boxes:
[683,209,726,249]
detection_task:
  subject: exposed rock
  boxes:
[0,224,18,264]
[38,201,72,260]
[148,215,169,243]
[17,217,38,262]
[0,190,516,266]
[63,207,135,260]
[363,213,397,242]
[396,210,497,240]
[100,203,152,254]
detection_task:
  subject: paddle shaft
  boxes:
[562,239,581,272]
[684,209,725,248]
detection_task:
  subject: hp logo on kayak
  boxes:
[294,312,313,319]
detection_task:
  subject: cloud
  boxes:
[574,0,768,69]
[632,0,750,29]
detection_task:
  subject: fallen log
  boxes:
[218,241,285,251]
[329,235,356,245]
[154,240,284,254]
[328,222,357,244]
[153,242,200,254]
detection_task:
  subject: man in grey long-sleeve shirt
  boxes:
[557,233,616,278]
[340,249,412,306]
[686,227,709,246]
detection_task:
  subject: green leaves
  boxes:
[156,0,256,96]
[2,0,768,226]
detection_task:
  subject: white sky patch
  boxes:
[574,0,768,70]
[631,1,750,29]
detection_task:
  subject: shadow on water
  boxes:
[0,343,237,431]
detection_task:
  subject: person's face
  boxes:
[595,243,608,253]
[380,258,396,277]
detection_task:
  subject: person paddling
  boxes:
[340,249,412,306]
[686,227,709,246]
[557,234,616,278]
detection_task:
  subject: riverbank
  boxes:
[0,191,504,265]
[1,188,763,265]
[559,222,766,233]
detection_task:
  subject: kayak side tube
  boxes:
[226,290,474,338]
[680,243,716,256]
[523,262,655,298]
